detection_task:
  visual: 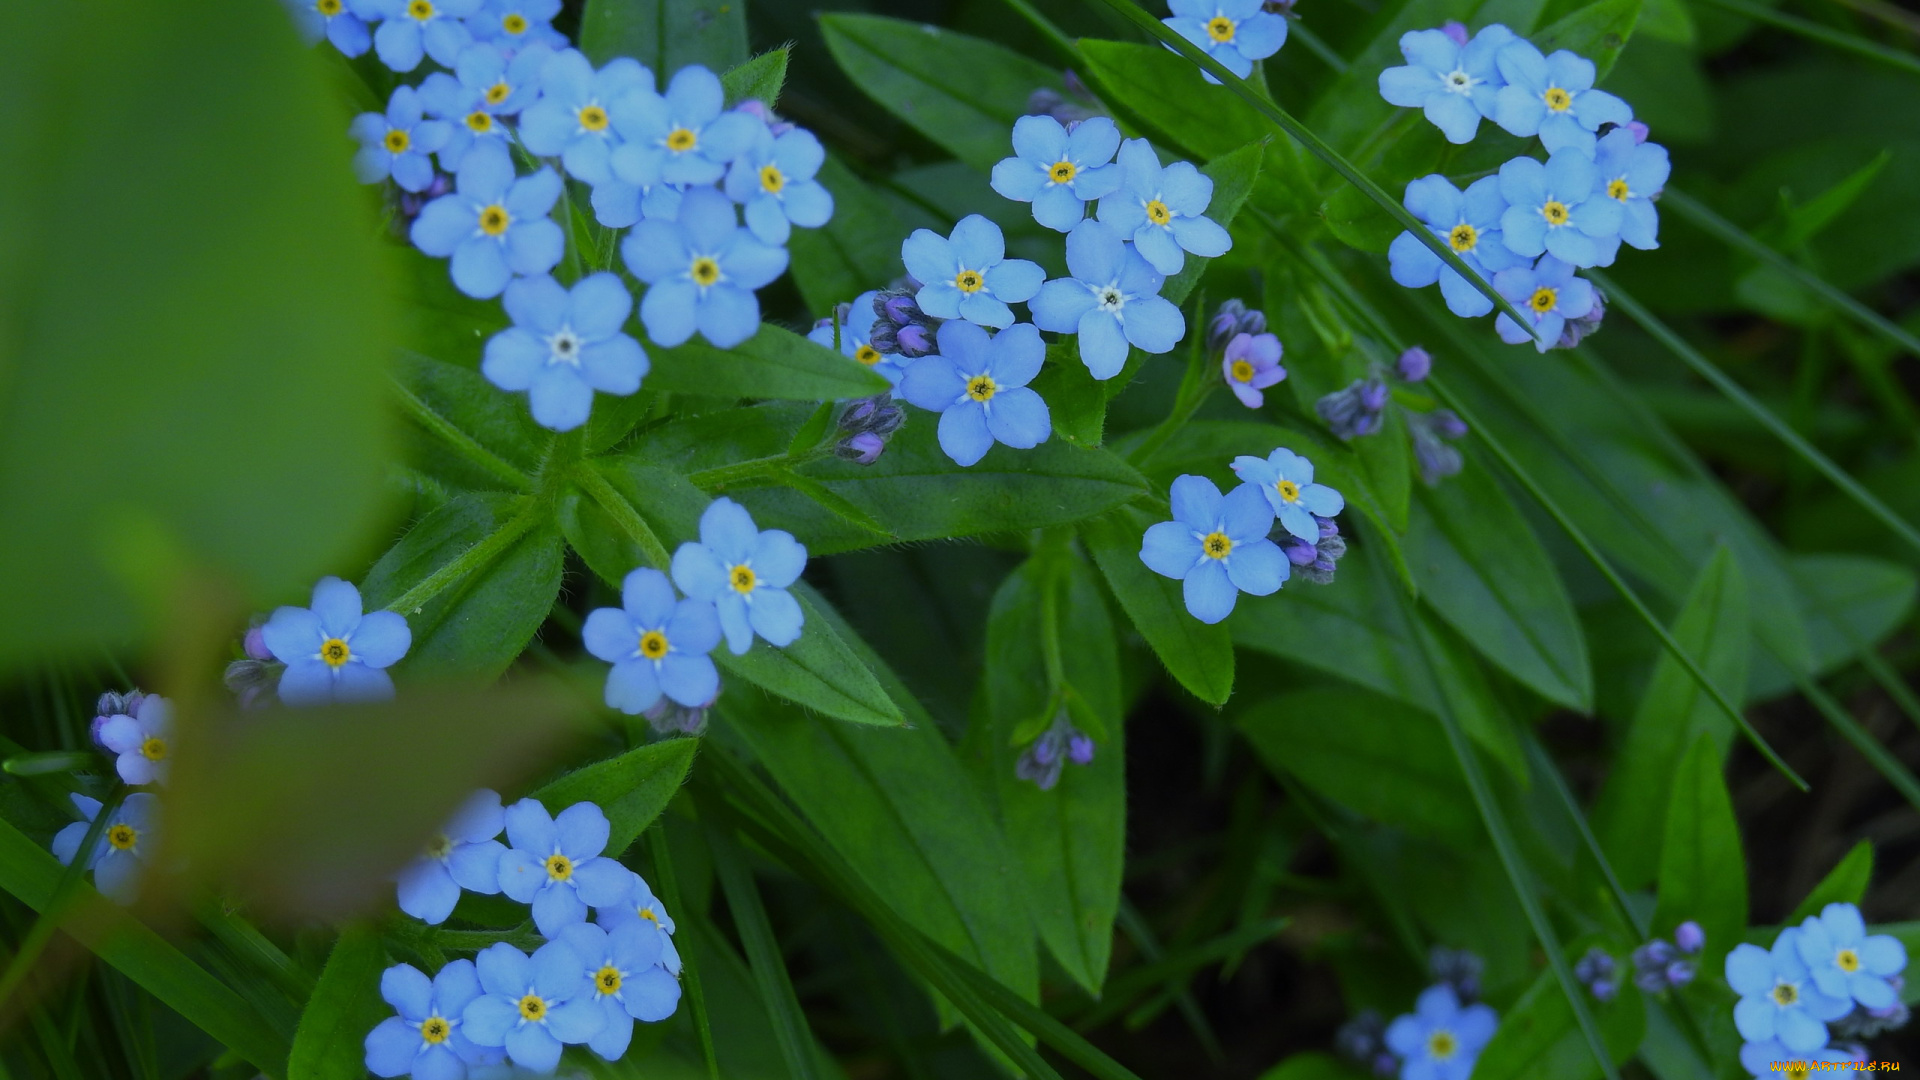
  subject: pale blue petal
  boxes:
[1076,309,1129,379]
[900,355,966,412]
[1033,184,1087,232]
[984,258,1044,304]
[667,598,722,654]
[364,1017,420,1077]
[747,588,804,647]
[1028,279,1096,332]
[671,543,729,601]
[605,659,663,714]
[1226,539,1287,595]
[751,530,807,589]
[1183,560,1237,624]
[351,610,411,668]
[640,279,699,346]
[659,654,720,705]
[1170,474,1223,530]
[398,860,461,923]
[532,884,588,935]
[449,839,505,892]
[1389,231,1444,287]
[1121,295,1184,354]
[554,803,609,862]
[985,386,1050,449]
[505,1024,563,1071]
[938,404,994,466]
[695,283,760,349]
[383,963,436,1019]
[1170,214,1231,258]
[582,607,638,662]
[1141,521,1202,578]
[992,158,1048,202]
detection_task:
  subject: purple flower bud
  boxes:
[244,625,272,661]
[1316,516,1340,541]
[1441,20,1470,46]
[1241,309,1267,335]
[836,432,886,465]
[1634,940,1676,968]
[1396,346,1432,382]
[879,291,920,327]
[1282,537,1319,566]
[1575,948,1615,983]
[1207,299,1249,351]
[895,324,935,357]
[1016,746,1064,790]
[1359,378,1390,412]
[1351,412,1381,437]
[1555,288,1607,349]
[1371,1054,1398,1078]
[1431,409,1468,441]
[840,397,881,431]
[1591,978,1616,1002]
[1673,921,1704,954]
[1312,554,1338,575]
[1626,120,1650,144]
[1067,733,1095,765]
[869,404,905,436]
[1064,69,1092,98]
[89,713,113,748]
[1665,960,1695,987]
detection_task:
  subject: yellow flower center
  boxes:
[1202,532,1233,559]
[1529,286,1558,313]
[420,1016,449,1044]
[485,82,511,106]
[1146,199,1172,225]
[1049,160,1077,184]
[1544,86,1572,111]
[1207,15,1236,41]
[579,105,609,132]
[425,833,453,860]
[107,824,138,851]
[1428,1031,1458,1060]
[596,965,623,994]
[517,994,546,1022]
[639,630,669,659]
[1276,479,1300,503]
[1541,199,1568,226]
[503,12,528,33]
[854,344,882,366]
[317,0,342,14]
[384,128,411,154]
[1607,178,1630,201]
[639,906,660,923]
[1448,223,1478,252]
[1230,359,1255,383]
[466,111,493,133]
[321,637,352,667]
[666,127,697,152]
[407,0,433,20]
[479,205,510,236]
[730,565,757,594]
[545,853,573,882]
[955,269,984,293]
[760,164,786,193]
[1771,982,1800,1006]
[967,375,997,402]
[691,257,721,287]
[141,737,168,762]
[1838,949,1861,973]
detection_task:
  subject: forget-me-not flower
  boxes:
[1221,332,1285,408]
[1384,984,1498,1080]
[1795,902,1907,1010]
[1031,219,1185,379]
[1388,174,1524,318]
[1498,150,1621,268]
[623,187,787,348]
[808,290,905,385]
[590,175,684,230]
[350,86,451,193]
[583,568,723,714]
[1590,128,1669,264]
[1163,0,1288,82]
[899,321,1051,467]
[1232,448,1345,541]
[411,142,564,299]
[610,64,761,188]
[1097,138,1231,275]
[483,273,647,432]
[1377,24,1516,144]
[419,43,550,171]
[466,0,565,53]
[724,126,834,245]
[262,577,412,705]
[288,0,374,58]
[1493,255,1594,352]
[597,870,682,975]
[461,941,604,1072]
[364,960,488,1079]
[1726,930,1854,1053]
[53,793,160,905]
[555,921,679,1060]
[990,115,1123,232]
[371,0,481,72]
[671,498,808,656]
[497,799,632,935]
[901,215,1044,330]
[1491,40,1633,154]
[98,694,174,787]
[396,789,507,925]
[1139,475,1285,624]
[519,50,653,187]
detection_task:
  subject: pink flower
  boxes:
[1221,332,1286,408]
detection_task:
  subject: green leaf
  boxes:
[1650,734,1748,970]
[1356,409,1413,533]
[1407,454,1593,711]
[0,0,401,661]
[1472,960,1646,1080]
[1785,840,1873,926]
[788,155,915,318]
[1163,139,1268,306]
[1075,39,1270,160]
[1591,548,1749,891]
[1082,506,1235,706]
[819,14,1060,172]
[579,0,747,73]
[533,738,698,858]
[722,47,789,107]
[359,494,565,680]
[288,927,387,1080]
[646,323,891,402]
[1029,341,1111,448]
[1533,0,1644,80]
[1258,1052,1373,1080]
[1760,553,1918,700]
[393,353,546,489]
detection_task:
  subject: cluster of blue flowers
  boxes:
[1339,948,1498,1080]
[369,792,683,1076]
[288,0,566,72]
[1378,21,1668,352]
[47,691,176,904]
[1725,903,1909,1073]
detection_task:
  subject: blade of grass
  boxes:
[1799,676,1920,810]
[1104,898,1225,1058]
[1073,911,1287,1031]
[646,829,718,1080]
[1523,734,1646,939]
[705,821,823,1080]
[1691,0,1920,75]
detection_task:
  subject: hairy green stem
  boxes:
[572,465,672,569]
[383,502,543,615]
[389,376,534,492]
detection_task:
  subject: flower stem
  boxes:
[1127,309,1216,467]
[390,376,534,492]
[572,465,672,569]
[383,502,544,616]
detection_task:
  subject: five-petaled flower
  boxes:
[482,273,648,431]
[411,142,565,299]
[582,568,724,714]
[466,0,565,54]
[1377,24,1516,144]
[671,498,809,655]
[1232,448,1345,541]
[1388,174,1524,318]
[1097,138,1232,275]
[53,792,160,906]
[1221,332,1286,408]
[262,577,412,705]
[1031,219,1185,379]
[1794,902,1907,1010]
[990,115,1124,233]
[899,321,1052,467]
[519,49,654,186]
[809,290,905,385]
[596,870,684,975]
[1384,984,1498,1080]
[1490,38,1633,155]
[623,186,788,348]
[1493,255,1595,352]
[364,960,491,1079]
[462,941,605,1072]
[724,126,835,245]
[1725,929,1853,1053]
[1163,0,1289,82]
[371,0,482,73]
[611,64,762,188]
[1498,150,1622,268]
[496,798,633,935]
[1589,128,1669,265]
[351,85,450,193]
[554,921,680,1060]
[397,789,508,925]
[901,215,1045,330]
[419,42,550,171]
[98,694,175,787]
[1139,475,1287,624]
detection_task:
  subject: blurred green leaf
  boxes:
[646,324,891,402]
[579,0,747,73]
[1651,734,1748,970]
[1472,959,1645,1080]
[788,156,913,318]
[287,927,387,1080]
[1082,506,1235,706]
[1784,839,1873,926]
[1076,40,1269,160]
[1257,1052,1374,1080]
[533,738,698,858]
[393,354,547,491]
[1534,0,1644,81]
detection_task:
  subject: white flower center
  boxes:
[1443,69,1476,95]
[548,327,582,366]
[1095,284,1126,312]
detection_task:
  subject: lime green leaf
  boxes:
[288,927,388,1080]
[1082,506,1235,706]
[722,47,789,107]
[1785,840,1873,926]
[533,739,698,858]
[580,0,746,73]
[1651,734,1748,971]
[646,324,891,402]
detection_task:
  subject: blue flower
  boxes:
[482,273,648,432]
[496,798,632,935]
[669,498,808,655]
[1490,39,1633,154]
[596,871,683,975]
[582,568,723,714]
[1384,984,1499,1080]
[1139,474,1285,624]
[518,49,654,187]
[1493,255,1594,352]
[97,694,173,787]
[364,960,489,1079]
[419,43,551,172]
[609,64,762,188]
[1377,24,1515,144]
[1231,448,1345,541]
[52,792,159,905]
[1387,174,1524,318]
[989,115,1124,232]
[724,126,834,245]
[1030,219,1185,379]
[1498,150,1622,268]
[1795,902,1907,1010]
[1096,138,1231,275]
[461,941,605,1072]
[262,577,412,705]
[554,921,680,1060]
[1739,1039,1861,1079]
[901,215,1045,330]
[1726,930,1854,1053]
[371,0,482,72]
[1164,0,1288,82]
[623,186,788,348]
[589,175,684,229]
[1590,128,1669,263]
[350,85,451,193]
[808,290,905,385]
[396,789,507,925]
[411,142,564,299]
[286,0,373,58]
[465,0,565,54]
[898,321,1051,467]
